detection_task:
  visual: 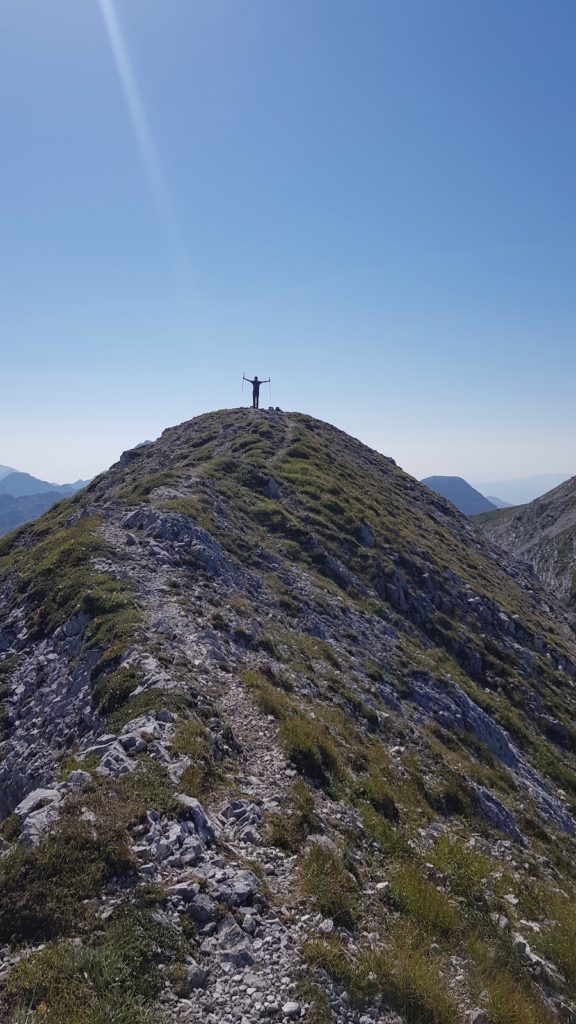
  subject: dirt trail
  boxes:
[101,510,300,907]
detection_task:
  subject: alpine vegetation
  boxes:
[1,408,576,1024]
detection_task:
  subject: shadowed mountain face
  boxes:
[1,409,576,1024]
[0,473,91,536]
[0,465,16,482]
[421,475,497,515]
[479,476,576,610]
[0,492,67,537]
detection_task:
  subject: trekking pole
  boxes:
[242,372,245,400]
[269,379,272,404]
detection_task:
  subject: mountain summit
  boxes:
[421,476,497,515]
[1,409,576,1024]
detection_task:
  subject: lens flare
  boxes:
[97,0,192,290]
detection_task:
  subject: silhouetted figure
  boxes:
[244,375,269,410]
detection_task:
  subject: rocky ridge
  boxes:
[1,408,576,1024]
[479,476,576,612]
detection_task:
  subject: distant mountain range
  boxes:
[422,473,575,517]
[420,476,497,515]
[472,474,572,506]
[485,495,513,509]
[0,472,80,499]
[0,469,90,536]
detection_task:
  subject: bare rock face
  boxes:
[1,408,576,1024]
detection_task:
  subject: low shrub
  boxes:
[0,814,21,843]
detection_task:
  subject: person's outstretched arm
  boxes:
[243,376,251,382]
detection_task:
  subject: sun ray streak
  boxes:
[97,0,193,292]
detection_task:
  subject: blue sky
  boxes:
[1,0,575,482]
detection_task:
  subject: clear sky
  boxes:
[1,0,575,483]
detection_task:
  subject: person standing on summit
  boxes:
[243,374,269,410]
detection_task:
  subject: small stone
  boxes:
[465,1010,488,1024]
[282,1002,300,1019]
[319,918,334,933]
[512,933,530,957]
[187,894,214,924]
[67,770,91,788]
[503,893,519,906]
[185,959,208,990]
[490,912,509,931]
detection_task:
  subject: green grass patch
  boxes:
[171,718,220,799]
[429,836,492,905]
[105,687,191,733]
[390,863,461,940]
[242,668,291,719]
[266,780,318,852]
[0,513,142,680]
[483,969,554,1024]
[350,746,399,821]
[278,712,341,788]
[304,925,459,1024]
[300,843,359,928]
[93,665,143,716]
[533,889,576,995]
[295,979,333,1024]
[0,817,133,944]
[0,760,175,946]
[4,900,186,1024]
